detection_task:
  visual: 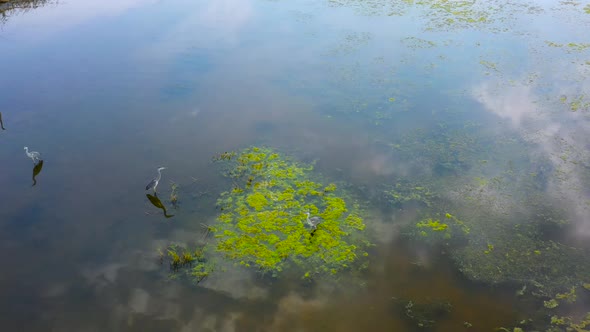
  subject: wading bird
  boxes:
[146,167,166,193]
[24,146,41,164]
[305,211,323,230]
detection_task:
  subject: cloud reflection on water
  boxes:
[473,78,590,237]
[143,0,254,61]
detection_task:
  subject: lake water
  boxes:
[1,0,590,331]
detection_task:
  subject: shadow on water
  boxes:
[0,111,5,130]
[146,193,174,218]
[31,159,43,186]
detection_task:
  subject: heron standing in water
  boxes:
[24,147,41,165]
[305,211,323,230]
[146,167,166,193]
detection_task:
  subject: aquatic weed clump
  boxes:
[159,244,212,283]
[212,147,370,278]
[395,167,590,298]
[498,284,590,331]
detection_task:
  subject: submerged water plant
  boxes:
[163,245,211,282]
[394,297,453,329]
[411,212,470,243]
[170,183,179,208]
[212,147,369,277]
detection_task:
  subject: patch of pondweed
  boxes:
[213,147,370,278]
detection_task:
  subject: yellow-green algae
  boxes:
[213,147,369,277]
[161,244,212,283]
[414,213,470,240]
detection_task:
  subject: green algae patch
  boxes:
[546,41,590,53]
[417,218,448,232]
[559,94,590,112]
[213,147,369,277]
[159,244,212,283]
[412,212,469,241]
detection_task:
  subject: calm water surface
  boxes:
[1,0,589,331]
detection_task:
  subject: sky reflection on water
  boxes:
[1,0,589,331]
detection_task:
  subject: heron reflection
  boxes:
[0,112,5,130]
[146,193,174,218]
[32,160,44,186]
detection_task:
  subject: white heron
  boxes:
[305,211,323,230]
[24,147,41,164]
[146,167,166,192]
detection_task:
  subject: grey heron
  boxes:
[146,167,166,192]
[305,211,323,230]
[24,147,41,164]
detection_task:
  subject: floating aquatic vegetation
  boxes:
[503,284,590,331]
[384,148,590,298]
[212,147,370,278]
[416,218,449,240]
[328,0,541,33]
[408,212,470,245]
[544,299,559,309]
[545,41,590,53]
[401,36,437,49]
[479,59,500,74]
[559,94,590,112]
[446,173,586,295]
[393,297,453,329]
[390,125,481,176]
[451,219,590,297]
[543,286,590,331]
[383,181,439,208]
[496,328,524,332]
[163,244,211,283]
[212,151,236,162]
[585,4,590,14]
[169,183,179,208]
[325,31,372,56]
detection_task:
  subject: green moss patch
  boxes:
[212,147,370,277]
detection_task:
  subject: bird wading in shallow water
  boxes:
[24,147,41,165]
[305,211,323,236]
[146,167,166,193]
